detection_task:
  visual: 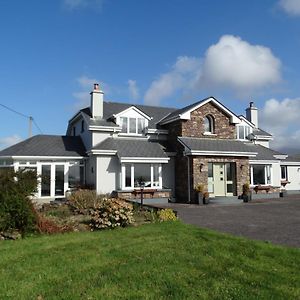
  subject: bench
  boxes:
[253,185,271,194]
[132,189,157,198]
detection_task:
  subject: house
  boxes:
[1,83,300,203]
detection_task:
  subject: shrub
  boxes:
[158,209,177,222]
[0,169,38,236]
[195,184,204,193]
[0,193,37,235]
[37,215,74,234]
[243,183,250,194]
[90,198,134,230]
[67,189,106,214]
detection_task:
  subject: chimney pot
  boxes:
[94,83,99,90]
[250,101,254,107]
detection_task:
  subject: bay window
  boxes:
[251,165,271,185]
[122,163,162,189]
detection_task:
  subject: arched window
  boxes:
[204,115,214,133]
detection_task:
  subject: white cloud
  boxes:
[201,35,281,92]
[63,0,104,11]
[128,80,139,100]
[279,0,300,16]
[259,97,300,152]
[0,135,22,150]
[144,56,201,105]
[144,35,282,105]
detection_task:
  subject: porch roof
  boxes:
[0,135,87,158]
[92,137,169,159]
[178,137,258,157]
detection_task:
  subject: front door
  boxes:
[213,163,226,196]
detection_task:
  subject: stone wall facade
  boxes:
[181,102,236,139]
[192,157,250,202]
[163,100,249,202]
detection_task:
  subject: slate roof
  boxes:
[81,102,176,129]
[285,154,300,162]
[178,137,258,155]
[245,144,286,160]
[0,135,86,157]
[93,137,169,158]
[252,128,272,137]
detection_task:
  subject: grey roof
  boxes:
[0,135,86,157]
[252,128,272,137]
[178,137,258,155]
[81,102,176,129]
[159,98,208,124]
[285,154,300,162]
[246,144,286,160]
[93,137,169,158]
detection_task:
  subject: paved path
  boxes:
[158,197,300,247]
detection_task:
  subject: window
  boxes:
[122,163,162,189]
[81,120,85,133]
[281,166,288,180]
[251,165,271,185]
[120,117,145,135]
[72,126,76,136]
[204,115,214,133]
[237,125,251,140]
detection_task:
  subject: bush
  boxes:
[0,169,38,236]
[67,189,106,214]
[90,198,134,230]
[158,209,177,222]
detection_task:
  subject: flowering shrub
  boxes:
[158,209,177,222]
[67,189,105,214]
[90,198,134,230]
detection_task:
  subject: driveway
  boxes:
[158,197,300,247]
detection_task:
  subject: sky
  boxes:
[0,0,300,153]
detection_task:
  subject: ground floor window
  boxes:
[68,162,84,188]
[122,163,162,189]
[281,166,288,181]
[251,165,271,185]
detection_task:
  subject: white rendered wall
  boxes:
[85,156,97,188]
[271,162,281,187]
[92,132,111,147]
[286,166,300,191]
[254,140,270,148]
[96,155,121,194]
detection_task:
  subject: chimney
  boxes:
[246,101,258,128]
[90,83,103,118]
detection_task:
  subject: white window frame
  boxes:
[250,164,272,186]
[121,163,162,190]
[281,166,288,180]
[119,117,146,135]
[204,115,214,134]
[236,125,251,140]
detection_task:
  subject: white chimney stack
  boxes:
[90,83,103,119]
[246,101,258,128]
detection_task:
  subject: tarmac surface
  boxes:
[155,197,300,247]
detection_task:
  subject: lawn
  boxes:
[0,222,299,300]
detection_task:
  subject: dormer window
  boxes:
[237,125,251,140]
[81,120,85,133]
[120,117,145,135]
[204,115,214,134]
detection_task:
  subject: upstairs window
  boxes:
[120,117,145,135]
[237,125,251,140]
[72,127,76,136]
[204,115,214,134]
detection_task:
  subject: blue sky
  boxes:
[0,0,300,152]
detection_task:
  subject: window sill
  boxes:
[203,132,217,136]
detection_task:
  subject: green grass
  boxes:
[0,222,299,299]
